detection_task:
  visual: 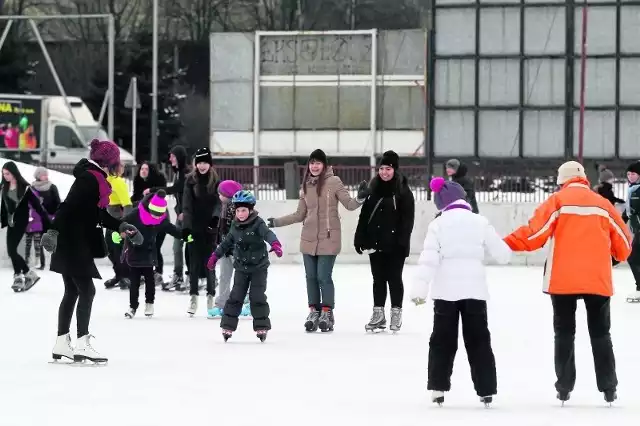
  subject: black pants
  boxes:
[105,230,127,279]
[221,269,270,332]
[628,236,640,291]
[6,225,28,274]
[551,294,617,393]
[369,251,405,308]
[129,267,156,310]
[155,232,166,275]
[57,274,96,338]
[189,233,216,296]
[427,299,497,397]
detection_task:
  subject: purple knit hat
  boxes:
[89,139,120,170]
[430,177,467,210]
[218,180,242,198]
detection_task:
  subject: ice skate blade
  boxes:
[365,326,386,333]
[51,353,73,361]
[73,355,108,364]
[50,358,106,367]
[626,298,640,303]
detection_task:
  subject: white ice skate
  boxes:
[74,334,108,364]
[206,294,214,311]
[626,290,640,303]
[124,308,136,319]
[51,333,74,361]
[23,269,40,291]
[144,303,154,317]
[11,273,24,292]
[431,391,445,406]
[187,295,198,316]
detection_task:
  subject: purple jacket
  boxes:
[26,189,54,233]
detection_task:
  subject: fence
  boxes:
[45,162,630,203]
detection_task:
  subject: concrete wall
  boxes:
[0,201,551,270]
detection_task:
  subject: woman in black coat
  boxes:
[132,162,168,285]
[181,147,221,316]
[354,151,415,334]
[1,161,51,291]
[41,139,142,364]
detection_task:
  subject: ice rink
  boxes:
[2,264,639,426]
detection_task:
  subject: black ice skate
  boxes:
[431,391,445,406]
[257,330,268,342]
[118,278,131,290]
[480,396,493,408]
[222,329,233,342]
[304,308,320,332]
[162,274,183,291]
[557,390,571,406]
[318,307,334,332]
[104,277,119,289]
[604,389,617,406]
[365,307,386,332]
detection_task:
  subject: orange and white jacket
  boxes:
[504,177,632,297]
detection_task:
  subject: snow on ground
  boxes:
[1,264,639,426]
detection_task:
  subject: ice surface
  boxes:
[1,265,639,426]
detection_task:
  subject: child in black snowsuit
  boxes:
[113,190,184,318]
[206,190,283,341]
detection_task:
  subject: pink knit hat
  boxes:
[218,180,242,198]
[139,190,168,225]
[89,139,120,170]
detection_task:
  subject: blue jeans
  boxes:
[302,254,337,309]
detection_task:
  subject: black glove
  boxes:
[41,229,59,253]
[356,180,370,201]
[182,228,192,241]
[355,246,363,255]
[210,216,219,229]
[267,218,275,228]
[119,222,144,246]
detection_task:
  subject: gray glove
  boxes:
[41,229,59,253]
[119,222,144,246]
[267,218,275,228]
[356,180,370,201]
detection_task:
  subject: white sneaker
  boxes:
[74,334,107,363]
[52,333,74,361]
[207,294,214,310]
[187,295,198,316]
[144,303,154,317]
[626,290,640,303]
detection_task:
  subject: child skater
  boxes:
[410,177,511,407]
[208,179,252,319]
[112,190,184,318]
[206,190,283,342]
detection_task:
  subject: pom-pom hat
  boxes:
[139,189,168,226]
[218,180,242,198]
[89,139,120,170]
[430,177,467,211]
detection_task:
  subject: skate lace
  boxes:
[306,311,319,321]
[370,309,384,323]
[85,334,99,354]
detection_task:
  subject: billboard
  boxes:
[0,98,41,150]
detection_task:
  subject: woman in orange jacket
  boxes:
[504,161,631,406]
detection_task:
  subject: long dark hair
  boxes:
[302,162,327,196]
[1,161,30,197]
[187,162,220,196]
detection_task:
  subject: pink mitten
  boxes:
[206,252,218,270]
[271,241,283,258]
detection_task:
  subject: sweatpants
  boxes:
[214,255,234,308]
[155,232,166,275]
[220,269,270,331]
[427,299,497,397]
[129,267,156,310]
[57,274,96,338]
[369,251,405,308]
[105,230,127,280]
[189,233,216,296]
[25,232,44,268]
[6,225,28,275]
[302,254,337,310]
[551,294,617,393]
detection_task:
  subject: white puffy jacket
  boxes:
[411,201,512,302]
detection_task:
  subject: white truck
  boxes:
[0,94,135,166]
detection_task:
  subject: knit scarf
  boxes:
[88,170,112,209]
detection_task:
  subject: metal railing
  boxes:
[44,163,630,203]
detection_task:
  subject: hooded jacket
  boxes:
[132,162,167,206]
[155,145,189,214]
[49,159,124,279]
[450,163,479,214]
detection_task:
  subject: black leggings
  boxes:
[6,225,28,274]
[369,251,405,308]
[155,232,166,275]
[189,233,216,296]
[57,274,96,338]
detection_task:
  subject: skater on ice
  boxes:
[503,160,631,404]
[354,150,415,333]
[113,189,185,319]
[42,139,143,364]
[181,147,221,316]
[622,160,640,302]
[24,166,60,271]
[1,161,51,292]
[207,190,283,342]
[207,179,251,319]
[267,149,368,333]
[410,176,511,407]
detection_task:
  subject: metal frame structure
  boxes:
[0,14,115,139]
[425,0,640,164]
